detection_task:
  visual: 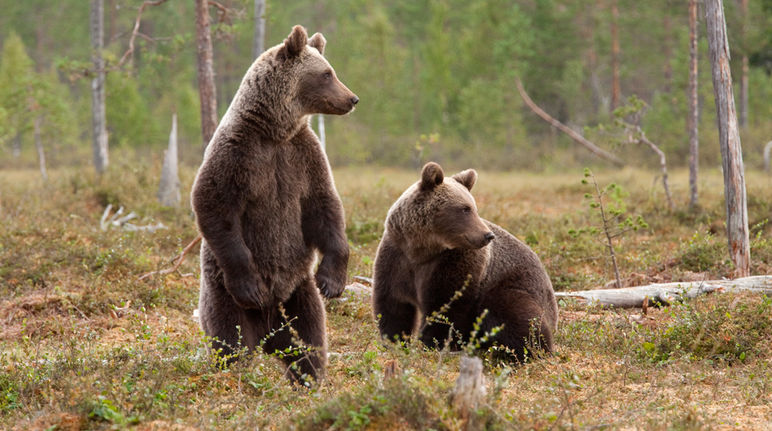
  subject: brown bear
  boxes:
[373,162,558,361]
[191,25,357,384]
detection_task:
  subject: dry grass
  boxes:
[1,159,771,430]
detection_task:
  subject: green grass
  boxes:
[1,159,771,429]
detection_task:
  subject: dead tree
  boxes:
[623,123,673,209]
[158,114,180,207]
[555,276,772,308]
[515,77,624,166]
[688,0,700,208]
[252,0,266,60]
[452,356,486,431]
[764,141,772,173]
[705,0,751,277]
[318,115,326,152]
[738,0,749,128]
[90,0,109,174]
[195,0,218,152]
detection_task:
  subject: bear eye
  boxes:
[462,206,472,214]
[323,71,332,80]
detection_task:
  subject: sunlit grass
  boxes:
[1,160,770,429]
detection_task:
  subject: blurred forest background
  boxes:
[0,0,770,171]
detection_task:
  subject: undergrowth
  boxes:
[1,163,770,429]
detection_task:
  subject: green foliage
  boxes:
[106,71,162,148]
[639,294,772,364]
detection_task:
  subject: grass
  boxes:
[1,157,771,429]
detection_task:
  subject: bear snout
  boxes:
[350,96,359,105]
[483,232,495,244]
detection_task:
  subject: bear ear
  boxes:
[452,169,477,191]
[420,162,444,191]
[308,32,326,55]
[280,25,308,60]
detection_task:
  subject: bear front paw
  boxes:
[225,274,271,309]
[315,259,346,298]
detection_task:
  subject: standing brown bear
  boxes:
[373,162,558,361]
[191,25,358,384]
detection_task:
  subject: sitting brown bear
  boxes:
[372,162,558,361]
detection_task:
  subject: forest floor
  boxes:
[1,161,771,430]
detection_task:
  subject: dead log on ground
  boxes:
[555,275,772,308]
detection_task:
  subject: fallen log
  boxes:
[555,275,772,308]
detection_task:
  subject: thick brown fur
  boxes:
[373,162,558,362]
[191,25,358,384]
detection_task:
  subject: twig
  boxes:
[137,235,202,281]
[117,0,170,68]
[515,77,625,166]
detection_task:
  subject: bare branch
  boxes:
[116,0,170,68]
[515,77,625,167]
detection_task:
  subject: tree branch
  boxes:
[515,77,625,167]
[116,0,170,68]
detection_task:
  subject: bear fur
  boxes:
[373,162,558,361]
[191,25,358,384]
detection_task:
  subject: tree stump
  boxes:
[452,355,486,430]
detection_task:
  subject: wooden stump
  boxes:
[452,355,486,430]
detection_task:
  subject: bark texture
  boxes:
[195,0,218,152]
[555,276,772,308]
[705,0,751,276]
[90,0,109,174]
[688,0,699,208]
[252,0,265,60]
[158,114,180,207]
[452,356,486,431]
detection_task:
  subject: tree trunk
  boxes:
[610,0,621,112]
[318,115,326,152]
[763,141,772,173]
[34,116,47,181]
[515,77,625,166]
[688,0,700,208]
[452,356,486,431]
[195,0,218,153]
[252,0,266,60]
[705,0,750,277]
[90,0,109,174]
[555,276,772,308]
[158,113,180,207]
[11,133,21,158]
[738,0,748,128]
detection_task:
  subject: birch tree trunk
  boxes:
[158,114,180,207]
[705,0,751,277]
[90,0,108,174]
[688,0,700,208]
[317,115,326,152]
[610,0,621,112]
[252,0,266,60]
[34,116,47,181]
[195,0,218,153]
[763,141,772,173]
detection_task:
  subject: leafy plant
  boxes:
[570,168,648,288]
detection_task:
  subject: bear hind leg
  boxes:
[480,290,553,363]
[262,278,327,386]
